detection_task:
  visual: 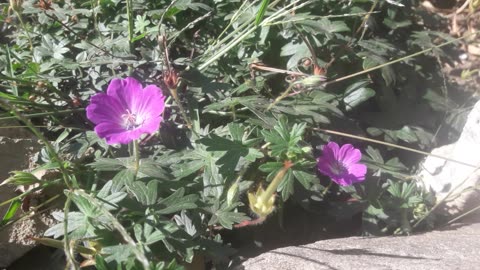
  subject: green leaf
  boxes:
[299,18,350,37]
[262,117,306,159]
[4,45,18,95]
[134,218,167,245]
[200,150,224,198]
[128,180,159,206]
[145,229,166,245]
[72,194,97,217]
[255,0,270,26]
[156,188,198,215]
[172,160,203,179]
[292,170,318,189]
[89,158,127,171]
[138,159,171,179]
[1,200,21,225]
[395,126,418,143]
[259,162,283,173]
[344,87,375,110]
[209,205,250,230]
[278,169,294,201]
[111,169,135,192]
[32,237,96,255]
[44,211,88,238]
[362,54,396,86]
[1,171,41,187]
[95,255,110,270]
[366,146,384,164]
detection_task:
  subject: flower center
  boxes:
[121,109,142,130]
[330,161,348,176]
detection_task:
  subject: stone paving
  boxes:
[239,219,480,270]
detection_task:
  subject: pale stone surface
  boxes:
[419,100,480,215]
[0,137,46,268]
[239,221,480,270]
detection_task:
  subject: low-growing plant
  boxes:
[0,0,476,269]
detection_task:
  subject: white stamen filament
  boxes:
[121,109,140,130]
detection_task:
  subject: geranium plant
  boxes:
[0,0,471,269]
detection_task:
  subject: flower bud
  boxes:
[163,69,179,90]
[226,182,239,207]
[248,185,276,218]
[300,75,327,87]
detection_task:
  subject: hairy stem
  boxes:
[133,139,140,176]
[259,161,293,204]
[63,195,79,270]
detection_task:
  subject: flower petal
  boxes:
[94,122,129,145]
[348,163,367,180]
[132,84,165,119]
[343,148,362,165]
[106,77,142,111]
[331,176,351,186]
[86,93,124,125]
[317,157,334,177]
[338,144,355,162]
[323,142,340,160]
[138,116,162,135]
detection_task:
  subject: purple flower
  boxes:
[316,142,367,186]
[86,77,165,145]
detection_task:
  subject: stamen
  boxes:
[121,109,139,130]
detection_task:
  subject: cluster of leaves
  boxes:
[0,0,464,268]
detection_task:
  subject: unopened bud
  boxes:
[299,75,327,87]
[248,185,275,218]
[226,182,239,206]
[163,69,179,90]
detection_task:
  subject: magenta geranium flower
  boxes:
[86,77,165,145]
[317,142,367,186]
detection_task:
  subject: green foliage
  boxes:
[0,0,461,268]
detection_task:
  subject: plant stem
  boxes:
[0,99,74,189]
[169,87,194,132]
[400,208,412,234]
[133,139,140,176]
[199,0,311,71]
[0,179,62,208]
[14,10,34,51]
[356,0,379,42]
[413,165,480,229]
[327,31,477,85]
[0,108,85,121]
[259,161,293,204]
[322,181,333,196]
[445,202,480,226]
[126,0,135,53]
[266,84,294,111]
[63,195,79,270]
[72,189,150,269]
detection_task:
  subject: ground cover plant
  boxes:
[1,0,479,269]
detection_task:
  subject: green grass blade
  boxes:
[255,0,270,26]
[5,45,18,96]
[1,200,21,226]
